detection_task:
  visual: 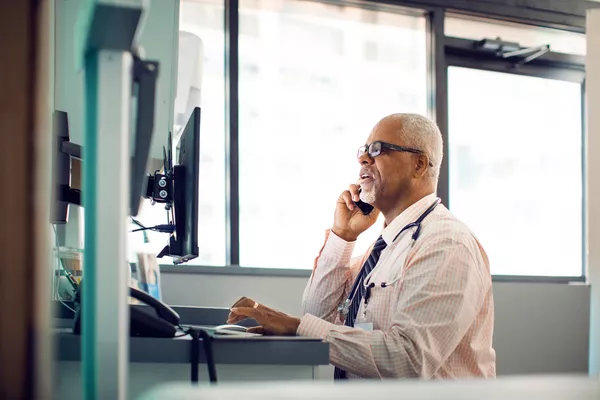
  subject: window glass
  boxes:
[448,66,583,277]
[130,0,227,266]
[238,0,428,269]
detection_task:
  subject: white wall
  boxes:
[160,272,590,376]
[586,7,600,376]
[54,0,178,159]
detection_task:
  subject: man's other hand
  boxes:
[227,297,301,336]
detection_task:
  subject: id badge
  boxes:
[355,309,373,331]
[355,322,373,331]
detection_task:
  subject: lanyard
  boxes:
[339,198,441,316]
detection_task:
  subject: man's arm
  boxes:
[298,237,489,378]
[301,183,380,324]
[301,230,364,324]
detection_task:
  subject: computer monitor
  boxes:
[51,110,82,224]
[157,107,200,264]
[51,55,158,221]
[50,105,156,222]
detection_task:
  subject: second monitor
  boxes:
[157,107,200,264]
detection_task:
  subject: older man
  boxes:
[228,113,496,379]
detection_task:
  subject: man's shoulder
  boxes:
[416,206,491,274]
[425,206,476,240]
[420,206,488,258]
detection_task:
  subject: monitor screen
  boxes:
[170,107,200,264]
[51,110,81,224]
[51,89,157,222]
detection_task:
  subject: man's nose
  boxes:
[358,152,374,166]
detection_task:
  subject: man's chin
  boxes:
[360,191,377,205]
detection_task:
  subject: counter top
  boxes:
[56,330,329,365]
[54,303,330,366]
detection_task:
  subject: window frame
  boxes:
[445,36,585,82]
[161,0,589,282]
[444,36,586,283]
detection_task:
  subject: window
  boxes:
[237,0,428,269]
[165,1,587,279]
[447,67,583,277]
[445,14,587,56]
[130,0,227,266]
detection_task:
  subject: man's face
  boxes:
[358,120,416,210]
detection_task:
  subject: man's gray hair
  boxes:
[393,113,443,181]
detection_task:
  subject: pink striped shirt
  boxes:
[298,193,496,379]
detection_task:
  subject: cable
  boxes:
[186,327,217,384]
[191,330,200,383]
[130,216,150,243]
[174,325,192,338]
[52,224,76,313]
[130,224,176,233]
[130,217,146,229]
[198,329,217,383]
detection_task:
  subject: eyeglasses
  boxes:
[358,141,434,167]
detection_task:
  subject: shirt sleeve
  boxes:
[297,237,488,378]
[301,230,360,324]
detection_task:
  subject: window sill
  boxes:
[158,264,313,278]
[155,264,585,283]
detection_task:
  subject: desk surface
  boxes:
[55,303,330,366]
[56,329,329,366]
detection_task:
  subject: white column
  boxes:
[587,8,600,376]
[83,49,131,400]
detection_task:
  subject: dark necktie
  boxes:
[334,235,387,380]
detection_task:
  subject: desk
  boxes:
[54,305,330,400]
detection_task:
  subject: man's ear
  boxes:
[414,154,429,178]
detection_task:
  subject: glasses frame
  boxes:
[358,141,434,167]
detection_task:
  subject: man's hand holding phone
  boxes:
[332,184,379,242]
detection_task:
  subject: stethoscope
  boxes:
[338,198,441,316]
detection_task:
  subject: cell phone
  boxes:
[354,189,374,215]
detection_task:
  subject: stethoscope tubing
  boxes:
[339,198,441,315]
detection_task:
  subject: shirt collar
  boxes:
[381,193,439,246]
